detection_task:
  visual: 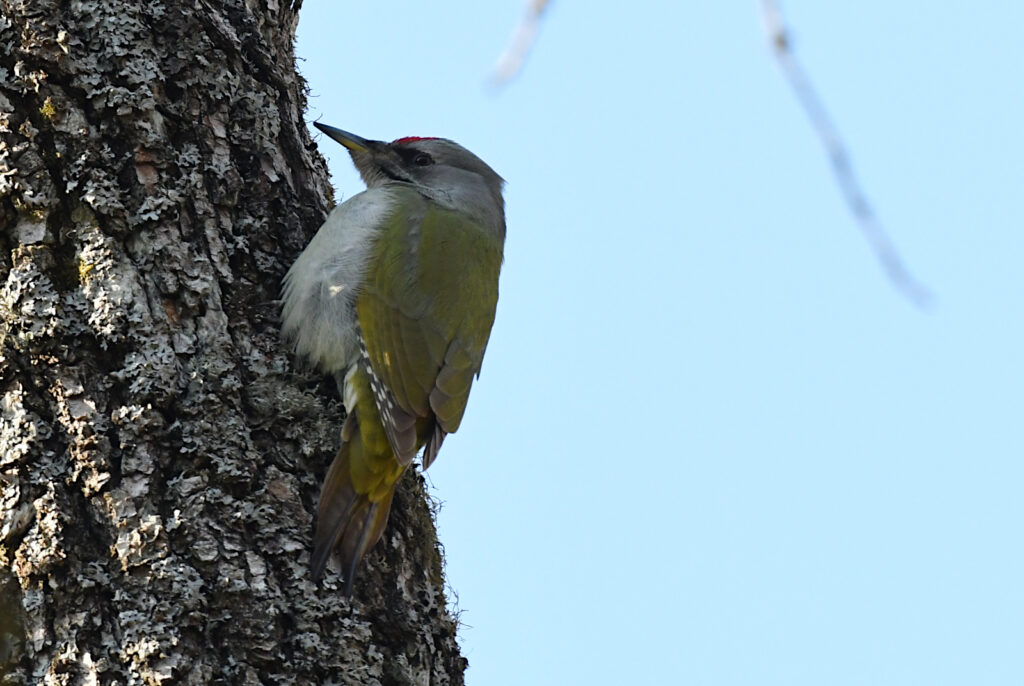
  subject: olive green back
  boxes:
[356,187,503,465]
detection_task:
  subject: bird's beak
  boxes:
[314,123,374,153]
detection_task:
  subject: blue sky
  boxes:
[296,3,1024,683]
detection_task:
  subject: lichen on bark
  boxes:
[0,1,466,683]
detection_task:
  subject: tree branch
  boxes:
[490,0,552,86]
[761,1,933,307]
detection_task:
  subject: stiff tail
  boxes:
[311,413,402,595]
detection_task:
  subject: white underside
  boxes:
[280,187,398,375]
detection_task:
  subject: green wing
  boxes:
[356,187,502,466]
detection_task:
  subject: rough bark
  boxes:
[0,1,466,683]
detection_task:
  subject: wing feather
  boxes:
[356,188,501,467]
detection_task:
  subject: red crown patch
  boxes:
[392,136,438,145]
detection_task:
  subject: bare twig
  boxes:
[761,1,932,306]
[490,0,552,86]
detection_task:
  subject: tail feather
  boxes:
[311,432,400,595]
[310,446,359,580]
[338,489,395,596]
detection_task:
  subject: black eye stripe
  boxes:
[396,146,434,166]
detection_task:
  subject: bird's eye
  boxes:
[413,153,433,166]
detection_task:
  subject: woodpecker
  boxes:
[281,122,505,594]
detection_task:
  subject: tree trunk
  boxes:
[0,1,466,683]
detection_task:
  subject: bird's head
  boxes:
[314,122,505,234]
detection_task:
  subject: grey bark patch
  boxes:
[0,1,467,683]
